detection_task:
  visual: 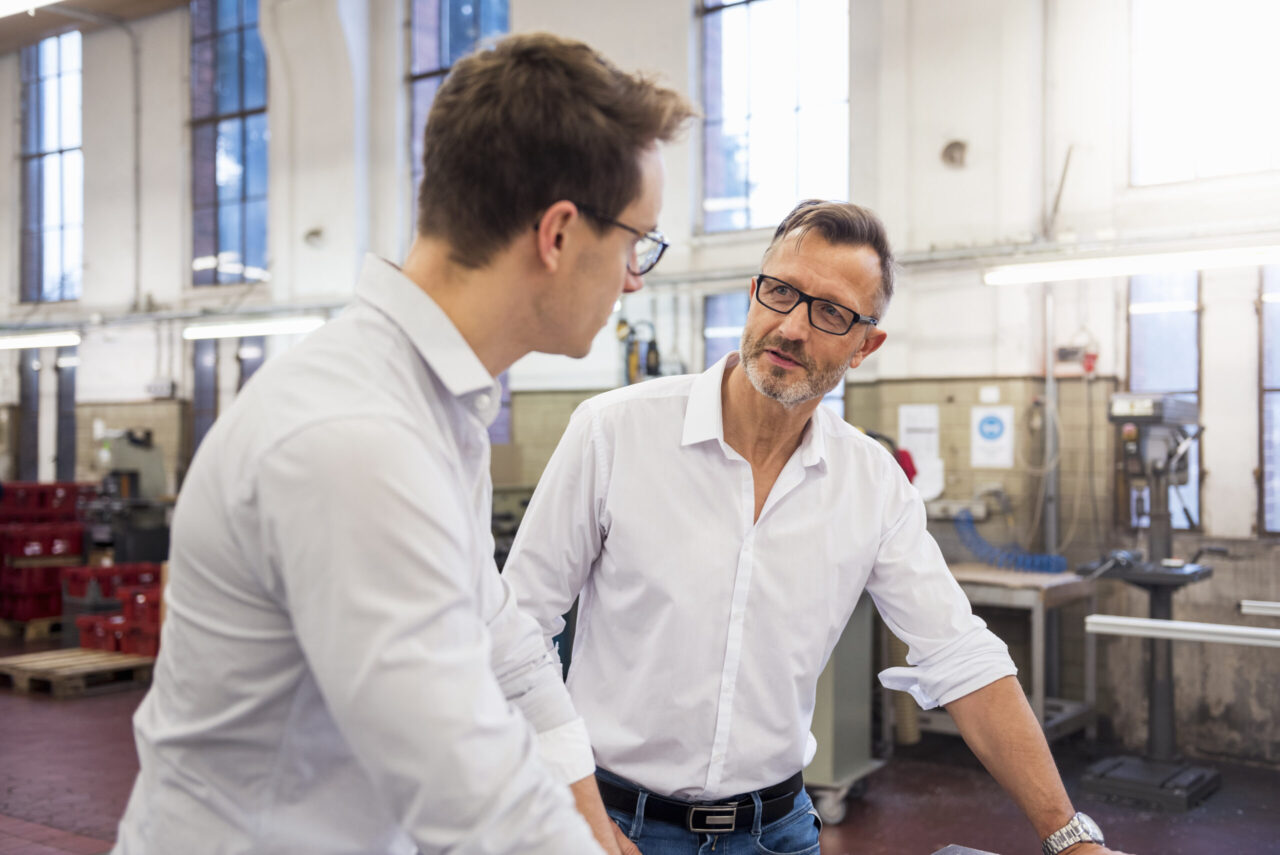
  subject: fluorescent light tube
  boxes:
[984,244,1280,285]
[1128,300,1199,315]
[183,316,327,340]
[0,1,60,19]
[0,330,81,350]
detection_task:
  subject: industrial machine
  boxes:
[85,429,172,563]
[1077,392,1221,810]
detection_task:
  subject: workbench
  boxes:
[914,563,1097,742]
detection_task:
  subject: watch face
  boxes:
[1076,813,1104,842]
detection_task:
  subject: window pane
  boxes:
[702,120,749,232]
[22,157,42,233]
[747,110,798,228]
[20,44,38,82]
[1130,271,1197,304]
[62,148,82,227]
[38,37,58,77]
[217,117,245,203]
[796,0,847,106]
[42,153,62,228]
[217,0,239,32]
[479,0,508,41]
[22,82,41,154]
[748,1,797,122]
[1129,310,1198,393]
[243,198,268,279]
[243,27,266,111]
[62,225,83,300]
[59,71,81,149]
[40,75,60,151]
[21,232,41,303]
[1265,391,1280,532]
[217,31,242,114]
[193,122,218,208]
[1264,267,1280,388]
[704,291,749,369]
[412,0,441,73]
[191,0,216,39]
[797,104,848,204]
[192,38,217,119]
[218,202,243,282]
[242,0,259,26]
[193,205,218,285]
[245,112,268,198]
[59,31,81,73]
[444,0,480,65]
[42,227,63,301]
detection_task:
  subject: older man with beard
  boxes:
[504,200,1133,855]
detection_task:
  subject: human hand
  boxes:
[611,821,643,855]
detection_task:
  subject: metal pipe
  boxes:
[1085,614,1280,648]
[1240,600,1280,618]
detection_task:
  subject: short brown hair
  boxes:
[765,200,896,313]
[417,33,695,269]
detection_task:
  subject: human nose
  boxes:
[776,301,811,340]
[623,267,644,294]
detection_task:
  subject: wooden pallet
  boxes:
[0,615,64,642]
[0,648,155,698]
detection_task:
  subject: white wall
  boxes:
[0,0,1276,531]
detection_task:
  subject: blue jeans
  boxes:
[598,769,822,855]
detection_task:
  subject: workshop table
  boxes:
[914,563,1097,742]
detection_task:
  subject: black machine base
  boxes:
[1081,755,1220,811]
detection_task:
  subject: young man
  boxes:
[113,34,693,855]
[505,200,1134,855]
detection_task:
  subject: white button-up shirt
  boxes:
[114,256,601,855]
[505,353,1016,801]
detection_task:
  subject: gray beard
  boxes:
[741,348,847,409]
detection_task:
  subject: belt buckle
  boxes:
[687,803,738,834]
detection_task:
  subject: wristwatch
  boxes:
[1041,812,1104,855]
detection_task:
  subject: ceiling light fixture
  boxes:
[0,330,82,350]
[0,1,61,19]
[984,244,1280,286]
[182,315,327,341]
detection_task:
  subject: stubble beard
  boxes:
[740,330,849,409]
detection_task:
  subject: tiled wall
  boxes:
[74,401,191,495]
[505,390,600,486]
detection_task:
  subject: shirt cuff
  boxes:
[535,717,597,785]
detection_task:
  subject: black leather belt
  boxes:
[598,770,804,834]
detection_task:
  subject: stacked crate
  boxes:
[66,564,163,654]
[0,483,96,626]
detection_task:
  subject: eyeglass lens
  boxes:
[758,278,855,334]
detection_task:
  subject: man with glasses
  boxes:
[114,34,692,855]
[505,200,1131,855]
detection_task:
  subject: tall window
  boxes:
[56,346,78,481]
[191,0,269,285]
[193,340,218,451]
[1130,0,1280,186]
[1127,272,1200,529]
[20,31,83,303]
[1261,267,1280,534]
[409,0,509,206]
[703,289,844,413]
[700,0,848,232]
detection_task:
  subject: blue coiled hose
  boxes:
[953,509,1067,573]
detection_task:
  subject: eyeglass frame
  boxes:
[569,203,670,276]
[753,273,879,336]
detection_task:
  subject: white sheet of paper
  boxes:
[898,404,940,460]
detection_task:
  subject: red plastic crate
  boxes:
[119,585,163,625]
[62,566,94,597]
[0,564,64,594]
[0,591,62,621]
[121,623,160,657]
[77,612,127,651]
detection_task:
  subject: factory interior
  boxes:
[1,1,1279,853]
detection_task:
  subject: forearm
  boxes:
[571,775,623,855]
[944,675,1075,839]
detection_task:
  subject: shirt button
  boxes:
[475,393,491,411]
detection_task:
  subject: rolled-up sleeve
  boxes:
[258,417,603,855]
[865,464,1016,710]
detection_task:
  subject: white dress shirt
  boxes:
[114,256,602,855]
[505,353,1016,801]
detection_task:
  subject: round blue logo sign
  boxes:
[978,415,1004,440]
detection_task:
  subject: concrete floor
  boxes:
[1,657,1278,855]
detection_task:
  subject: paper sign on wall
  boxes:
[971,405,1015,469]
[899,404,944,500]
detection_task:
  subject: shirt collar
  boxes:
[682,351,829,468]
[354,254,502,423]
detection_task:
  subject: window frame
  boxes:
[19,31,83,304]
[190,0,269,287]
[1123,273,1204,532]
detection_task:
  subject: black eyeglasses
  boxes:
[574,204,669,276]
[754,274,878,336]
